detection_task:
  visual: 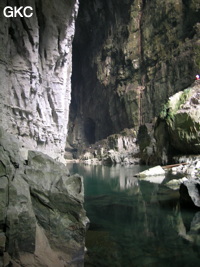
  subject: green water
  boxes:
[67,164,200,267]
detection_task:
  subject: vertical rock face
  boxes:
[68,0,200,150]
[0,0,79,160]
[0,1,89,266]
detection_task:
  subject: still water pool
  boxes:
[67,164,200,267]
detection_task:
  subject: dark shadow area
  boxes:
[84,118,96,144]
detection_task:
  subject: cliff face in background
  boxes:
[0,0,78,161]
[68,0,200,154]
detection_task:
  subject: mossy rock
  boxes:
[159,85,200,154]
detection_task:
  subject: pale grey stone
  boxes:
[136,166,165,178]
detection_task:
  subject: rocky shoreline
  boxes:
[67,81,200,169]
[0,128,88,266]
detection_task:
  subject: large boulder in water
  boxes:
[135,165,165,178]
[159,82,200,154]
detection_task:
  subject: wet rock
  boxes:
[165,177,188,190]
[135,165,165,178]
[171,160,200,178]
[102,149,121,165]
[142,175,166,184]
[180,180,200,209]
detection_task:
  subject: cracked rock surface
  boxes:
[0,127,88,266]
[0,0,79,161]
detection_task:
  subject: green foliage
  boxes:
[159,88,191,124]
[175,88,191,111]
[160,103,169,119]
[159,103,175,124]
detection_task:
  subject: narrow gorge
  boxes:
[68,0,200,165]
[0,0,200,266]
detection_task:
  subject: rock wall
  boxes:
[77,128,140,165]
[0,127,88,266]
[0,0,79,161]
[0,1,90,265]
[68,0,200,151]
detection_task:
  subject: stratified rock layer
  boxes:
[0,0,78,161]
[67,128,140,165]
[0,127,88,266]
[69,0,200,150]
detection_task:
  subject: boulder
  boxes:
[0,129,88,266]
[160,84,200,154]
[135,165,165,177]
[180,180,200,209]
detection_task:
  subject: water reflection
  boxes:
[68,164,142,191]
[67,164,200,267]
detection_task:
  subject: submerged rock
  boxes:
[165,177,188,190]
[142,175,166,184]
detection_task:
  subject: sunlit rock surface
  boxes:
[139,81,200,164]
[0,128,88,266]
[135,165,165,178]
[0,0,78,161]
[163,82,200,154]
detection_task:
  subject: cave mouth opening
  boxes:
[84,118,96,144]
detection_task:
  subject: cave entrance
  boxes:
[84,118,96,144]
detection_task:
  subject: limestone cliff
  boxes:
[68,0,200,156]
[0,0,79,161]
[0,1,89,266]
